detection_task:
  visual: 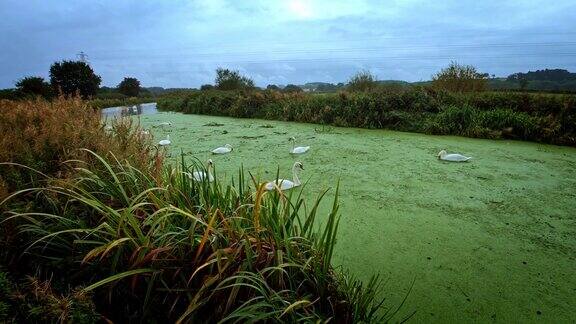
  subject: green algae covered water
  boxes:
[133,108,575,323]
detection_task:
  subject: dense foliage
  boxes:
[15,76,53,99]
[49,61,102,98]
[157,88,576,146]
[0,98,393,322]
[117,77,141,97]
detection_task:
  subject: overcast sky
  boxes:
[1,0,575,88]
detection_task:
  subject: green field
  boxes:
[136,111,576,323]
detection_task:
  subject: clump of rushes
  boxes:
[1,151,404,322]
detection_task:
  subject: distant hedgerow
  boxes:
[157,88,576,146]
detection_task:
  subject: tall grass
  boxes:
[1,151,398,322]
[0,96,161,199]
[157,89,576,146]
[424,105,539,139]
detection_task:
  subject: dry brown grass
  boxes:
[0,96,162,198]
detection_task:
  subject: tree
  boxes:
[215,68,254,90]
[117,77,141,97]
[283,84,303,93]
[15,76,53,98]
[49,60,101,98]
[347,70,377,92]
[432,61,487,92]
[266,84,280,91]
[200,84,214,90]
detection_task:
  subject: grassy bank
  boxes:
[88,96,156,109]
[157,89,576,146]
[0,98,390,322]
[136,111,576,323]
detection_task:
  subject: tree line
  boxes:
[3,60,574,102]
[2,61,143,100]
[201,62,489,93]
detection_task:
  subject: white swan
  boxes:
[212,144,233,154]
[158,135,171,146]
[438,150,472,162]
[265,162,303,191]
[289,137,310,154]
[158,122,172,126]
[188,159,214,182]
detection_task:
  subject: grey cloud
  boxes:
[1,0,575,88]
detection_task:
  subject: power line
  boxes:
[87,30,576,55]
[91,52,576,66]
[91,41,576,60]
